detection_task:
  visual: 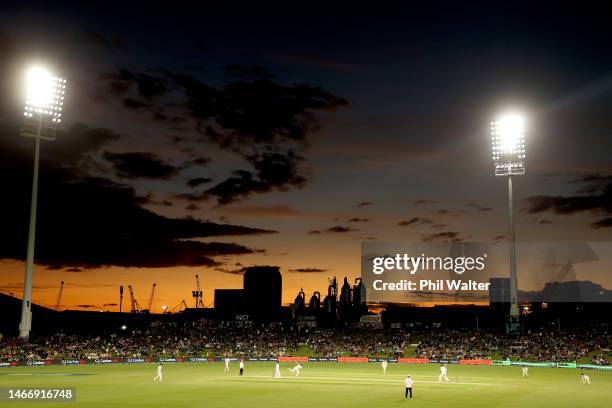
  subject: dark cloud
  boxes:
[103,151,179,179]
[308,230,322,234]
[182,157,211,168]
[591,217,612,229]
[215,266,247,275]
[0,130,275,268]
[435,209,465,216]
[101,69,169,100]
[413,198,438,205]
[76,305,98,309]
[431,223,447,229]
[356,201,373,207]
[492,235,506,242]
[526,174,612,228]
[97,65,346,203]
[187,177,212,188]
[326,225,358,233]
[41,123,124,165]
[466,203,492,212]
[288,268,327,273]
[103,303,118,307]
[166,73,348,151]
[185,203,200,211]
[348,217,369,222]
[539,219,554,225]
[65,268,82,273]
[421,231,462,242]
[398,217,433,226]
[204,151,307,204]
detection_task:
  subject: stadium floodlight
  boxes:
[491,114,525,176]
[490,113,526,335]
[19,66,67,339]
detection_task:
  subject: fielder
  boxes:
[438,364,450,383]
[239,359,245,376]
[274,362,281,378]
[224,357,230,373]
[153,363,163,382]
[581,373,591,384]
[288,363,303,376]
[382,359,388,374]
[522,366,529,377]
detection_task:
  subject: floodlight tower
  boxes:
[19,66,66,339]
[490,114,525,335]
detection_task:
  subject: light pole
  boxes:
[490,114,525,335]
[19,66,66,339]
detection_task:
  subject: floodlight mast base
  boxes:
[18,116,52,340]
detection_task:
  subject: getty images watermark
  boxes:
[361,241,612,303]
[371,252,490,291]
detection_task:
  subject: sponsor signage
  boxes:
[510,361,555,368]
[428,359,459,364]
[127,358,146,364]
[308,357,338,362]
[278,356,309,362]
[398,358,429,364]
[459,359,492,365]
[0,357,608,370]
[188,357,208,363]
[159,358,177,363]
[337,357,369,363]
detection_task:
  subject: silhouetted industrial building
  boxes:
[213,266,282,321]
[244,266,282,319]
[214,289,246,318]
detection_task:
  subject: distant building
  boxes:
[214,289,246,318]
[213,266,283,321]
[244,266,282,319]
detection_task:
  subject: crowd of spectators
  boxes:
[414,327,610,363]
[0,323,609,364]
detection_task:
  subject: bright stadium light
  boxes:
[490,112,526,335]
[19,65,67,339]
[491,114,525,176]
[24,66,66,128]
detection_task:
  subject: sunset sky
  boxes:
[1,3,611,312]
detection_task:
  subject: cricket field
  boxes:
[1,362,610,407]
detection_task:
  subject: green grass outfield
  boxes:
[1,362,610,407]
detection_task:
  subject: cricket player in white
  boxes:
[404,375,413,399]
[381,359,388,374]
[274,362,281,378]
[239,359,245,376]
[522,366,529,377]
[153,364,163,382]
[581,373,591,384]
[438,365,450,383]
[224,357,230,373]
[288,363,303,376]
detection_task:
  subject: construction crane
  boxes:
[145,283,157,313]
[54,281,64,311]
[192,274,204,308]
[119,286,124,313]
[166,299,187,314]
[128,285,141,313]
